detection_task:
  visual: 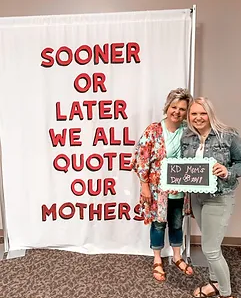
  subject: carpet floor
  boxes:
[0,245,240,298]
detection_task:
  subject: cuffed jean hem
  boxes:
[150,245,164,250]
[170,242,182,247]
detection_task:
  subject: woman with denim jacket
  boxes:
[132,88,194,282]
[181,97,241,298]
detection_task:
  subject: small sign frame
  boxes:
[160,157,217,193]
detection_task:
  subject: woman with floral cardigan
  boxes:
[132,88,194,281]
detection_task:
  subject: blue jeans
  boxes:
[150,198,184,250]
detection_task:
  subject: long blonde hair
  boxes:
[187,97,237,138]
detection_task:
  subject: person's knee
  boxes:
[172,219,183,230]
[202,247,222,261]
[152,221,166,231]
[170,215,183,230]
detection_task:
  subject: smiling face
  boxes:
[166,99,188,125]
[189,102,211,134]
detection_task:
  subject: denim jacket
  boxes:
[181,128,241,195]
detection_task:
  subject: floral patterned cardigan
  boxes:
[131,122,191,225]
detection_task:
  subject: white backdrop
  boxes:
[0,9,191,255]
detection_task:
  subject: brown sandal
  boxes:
[153,263,166,282]
[172,258,194,277]
[192,279,219,297]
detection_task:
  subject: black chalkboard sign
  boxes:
[167,163,209,185]
[160,157,217,193]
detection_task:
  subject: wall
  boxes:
[0,0,241,238]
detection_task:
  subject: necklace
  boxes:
[201,134,208,141]
[200,128,211,139]
[199,140,205,150]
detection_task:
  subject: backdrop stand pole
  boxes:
[183,4,197,265]
[184,5,208,268]
[189,4,197,97]
[0,141,26,260]
[0,140,8,260]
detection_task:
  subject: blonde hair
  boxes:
[163,88,193,115]
[187,97,237,137]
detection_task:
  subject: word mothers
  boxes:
[42,202,144,222]
[167,163,209,186]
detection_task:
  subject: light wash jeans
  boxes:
[191,192,235,297]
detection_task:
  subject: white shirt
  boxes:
[195,143,204,158]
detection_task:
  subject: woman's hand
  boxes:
[140,182,152,204]
[212,163,228,178]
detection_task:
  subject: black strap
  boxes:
[208,279,219,295]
